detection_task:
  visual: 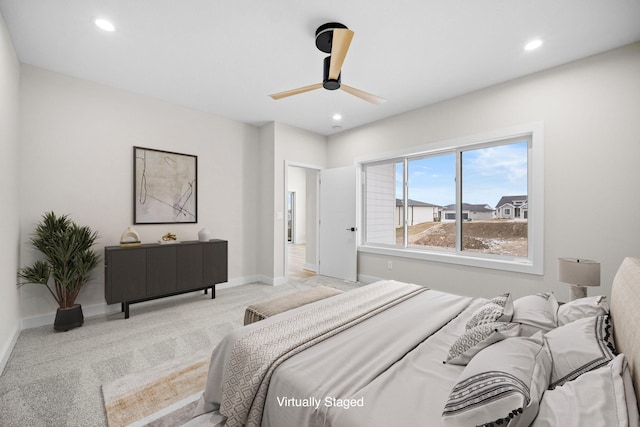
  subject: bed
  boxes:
[189,257,640,427]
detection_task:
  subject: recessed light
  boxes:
[332,114,342,121]
[524,39,543,51]
[94,18,116,32]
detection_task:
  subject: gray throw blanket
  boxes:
[219,280,427,427]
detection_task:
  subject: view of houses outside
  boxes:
[367,140,528,257]
[460,142,528,257]
[395,202,528,257]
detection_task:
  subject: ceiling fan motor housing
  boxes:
[315,22,348,53]
[322,56,341,90]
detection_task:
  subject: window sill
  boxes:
[358,244,543,275]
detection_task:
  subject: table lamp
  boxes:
[557,258,600,301]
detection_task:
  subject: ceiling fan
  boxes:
[269,22,385,104]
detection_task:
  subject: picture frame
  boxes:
[133,146,197,224]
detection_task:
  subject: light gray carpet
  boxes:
[0,276,359,427]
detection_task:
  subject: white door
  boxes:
[319,166,357,282]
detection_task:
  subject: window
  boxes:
[407,153,455,251]
[360,124,543,275]
[461,141,528,257]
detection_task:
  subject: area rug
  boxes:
[102,350,211,427]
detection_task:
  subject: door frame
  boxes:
[287,191,295,243]
[283,161,322,279]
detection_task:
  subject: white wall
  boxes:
[328,42,640,301]
[260,123,327,284]
[9,38,639,334]
[18,65,261,323]
[257,123,276,282]
[0,10,21,373]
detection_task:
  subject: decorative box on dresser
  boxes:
[104,239,228,318]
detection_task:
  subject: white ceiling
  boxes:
[2,0,640,135]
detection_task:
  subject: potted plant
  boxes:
[17,211,100,331]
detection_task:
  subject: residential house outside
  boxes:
[395,198,441,226]
[441,203,495,221]
[495,195,528,219]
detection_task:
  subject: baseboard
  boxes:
[216,275,261,290]
[273,276,288,286]
[20,301,121,330]
[256,275,288,286]
[357,274,383,284]
[219,274,294,288]
[19,275,271,331]
[0,324,20,376]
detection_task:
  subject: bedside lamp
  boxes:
[558,258,600,301]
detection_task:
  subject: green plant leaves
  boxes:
[17,211,100,308]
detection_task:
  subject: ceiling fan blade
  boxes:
[269,83,323,100]
[341,84,386,104]
[328,28,354,80]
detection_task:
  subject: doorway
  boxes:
[285,164,320,280]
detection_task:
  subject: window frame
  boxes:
[357,122,544,275]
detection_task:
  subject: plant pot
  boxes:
[54,304,84,332]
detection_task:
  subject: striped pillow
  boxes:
[544,314,616,389]
[532,355,638,427]
[442,333,551,427]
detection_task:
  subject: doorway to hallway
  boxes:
[285,164,319,281]
[288,243,315,280]
[283,162,320,279]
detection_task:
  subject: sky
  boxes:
[396,140,528,207]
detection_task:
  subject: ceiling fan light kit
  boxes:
[269,22,385,105]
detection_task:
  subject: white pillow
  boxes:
[513,293,559,336]
[557,295,609,326]
[445,322,521,365]
[465,293,514,329]
[531,354,639,427]
[442,333,551,427]
[544,314,616,389]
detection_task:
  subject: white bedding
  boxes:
[193,282,479,427]
[191,256,640,426]
[264,289,477,427]
[531,354,639,427]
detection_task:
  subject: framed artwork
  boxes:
[134,146,197,224]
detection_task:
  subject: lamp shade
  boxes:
[557,258,600,287]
